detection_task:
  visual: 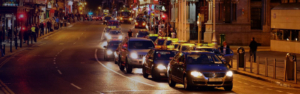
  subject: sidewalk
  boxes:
[0,22,75,59]
[230,49,300,88]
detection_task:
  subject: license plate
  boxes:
[160,73,165,76]
[209,78,223,82]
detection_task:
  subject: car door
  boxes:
[177,55,185,82]
[145,49,153,73]
[172,53,182,82]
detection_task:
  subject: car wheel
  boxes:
[184,76,192,90]
[151,67,159,81]
[142,66,149,78]
[119,56,124,71]
[168,72,176,87]
[125,58,132,73]
[224,85,233,91]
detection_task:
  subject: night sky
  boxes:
[86,0,103,11]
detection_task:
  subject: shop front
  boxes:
[271,3,300,53]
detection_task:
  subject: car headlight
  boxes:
[226,71,233,77]
[120,17,123,20]
[118,35,123,39]
[114,52,117,57]
[107,50,113,55]
[142,23,146,26]
[104,33,109,36]
[130,53,138,59]
[157,64,166,70]
[191,71,203,77]
[129,18,132,20]
[106,35,111,39]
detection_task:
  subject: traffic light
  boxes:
[161,14,167,20]
[17,13,26,20]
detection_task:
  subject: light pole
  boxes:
[212,0,217,47]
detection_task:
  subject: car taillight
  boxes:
[142,23,146,26]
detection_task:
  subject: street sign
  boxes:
[155,5,166,11]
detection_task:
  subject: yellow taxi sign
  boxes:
[149,34,158,37]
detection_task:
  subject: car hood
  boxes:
[186,64,228,72]
[154,60,171,66]
[107,47,118,51]
[128,49,151,55]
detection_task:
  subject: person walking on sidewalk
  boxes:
[31,24,37,42]
[35,24,39,38]
[47,21,51,32]
[219,41,232,67]
[24,25,30,44]
[249,37,258,62]
[40,22,44,36]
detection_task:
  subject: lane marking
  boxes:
[73,42,77,44]
[259,86,264,89]
[54,62,56,64]
[244,83,249,85]
[57,70,62,75]
[287,92,294,94]
[94,49,154,87]
[237,81,242,83]
[71,83,82,89]
[0,79,15,94]
[276,90,283,92]
[251,85,255,87]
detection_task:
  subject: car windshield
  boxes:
[136,18,144,21]
[109,31,121,35]
[182,45,195,51]
[121,12,130,17]
[108,41,121,48]
[157,40,165,45]
[166,40,172,45]
[174,44,179,48]
[195,48,221,54]
[187,54,223,64]
[155,51,176,60]
[105,17,111,20]
[129,41,154,49]
[138,31,149,37]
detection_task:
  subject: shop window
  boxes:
[273,30,300,41]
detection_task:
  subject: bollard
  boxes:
[265,58,268,77]
[250,56,253,73]
[284,60,287,82]
[237,54,239,70]
[244,54,246,71]
[3,44,5,55]
[257,56,260,75]
[273,59,276,79]
[295,61,297,84]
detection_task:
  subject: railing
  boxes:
[233,49,298,84]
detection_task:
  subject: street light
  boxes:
[84,2,87,5]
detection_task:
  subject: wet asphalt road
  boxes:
[0,21,300,94]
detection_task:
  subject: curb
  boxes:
[232,69,300,88]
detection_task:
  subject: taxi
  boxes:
[167,51,233,90]
[102,28,121,40]
[142,48,176,80]
[103,40,122,60]
[149,34,158,42]
[104,29,124,41]
[136,29,150,38]
[175,43,196,52]
[135,17,147,29]
[154,37,176,49]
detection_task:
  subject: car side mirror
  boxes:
[179,62,184,66]
[103,46,107,48]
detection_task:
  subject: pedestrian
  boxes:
[249,37,258,62]
[31,24,37,42]
[40,22,44,36]
[47,21,51,32]
[24,25,30,44]
[219,41,232,67]
[35,24,39,37]
[128,29,133,37]
[7,27,12,42]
